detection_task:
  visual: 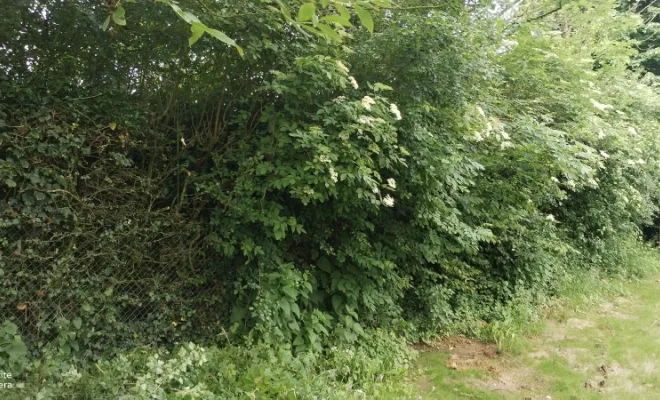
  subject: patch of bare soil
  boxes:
[566,318,596,330]
[599,301,635,320]
[584,362,641,394]
[552,346,588,369]
[438,335,499,371]
[640,360,656,374]
[472,367,548,394]
[540,320,570,342]
[420,336,548,394]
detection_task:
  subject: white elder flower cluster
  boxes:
[471,106,512,148]
[349,76,359,89]
[387,178,396,190]
[318,154,331,164]
[329,167,339,183]
[361,96,376,110]
[500,140,514,150]
[626,158,646,166]
[590,98,614,111]
[389,103,402,120]
[336,60,350,74]
[357,115,385,126]
[382,194,395,207]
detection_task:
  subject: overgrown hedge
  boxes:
[1,0,659,388]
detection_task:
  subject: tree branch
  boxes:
[526,1,563,22]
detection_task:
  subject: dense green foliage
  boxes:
[1,0,659,397]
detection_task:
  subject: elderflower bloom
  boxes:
[390,103,403,120]
[382,194,395,207]
[545,214,557,222]
[336,60,350,74]
[349,76,359,89]
[318,154,331,164]
[358,116,384,126]
[333,96,346,103]
[628,127,638,135]
[590,99,614,111]
[474,132,484,142]
[358,115,373,126]
[361,96,376,110]
[476,105,486,119]
[599,150,609,159]
[329,167,338,183]
[387,178,396,190]
[550,176,560,183]
[566,180,576,188]
[500,141,514,150]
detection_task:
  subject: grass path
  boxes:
[409,275,660,399]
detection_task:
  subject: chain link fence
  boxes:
[0,214,230,361]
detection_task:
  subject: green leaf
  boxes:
[300,24,323,37]
[279,299,291,318]
[275,0,293,21]
[352,322,365,335]
[180,11,200,24]
[335,4,350,19]
[317,23,342,42]
[205,28,244,56]
[2,322,18,336]
[230,306,247,323]
[331,294,343,313]
[354,4,374,33]
[6,340,26,359]
[374,82,394,91]
[5,179,16,188]
[290,302,300,317]
[322,15,352,27]
[102,16,110,31]
[297,3,316,22]
[112,6,126,26]
[104,286,113,296]
[282,285,297,299]
[72,318,82,330]
[189,23,205,46]
[204,27,236,46]
[317,256,332,273]
[82,303,92,312]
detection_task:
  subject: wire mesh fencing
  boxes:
[0,215,230,361]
